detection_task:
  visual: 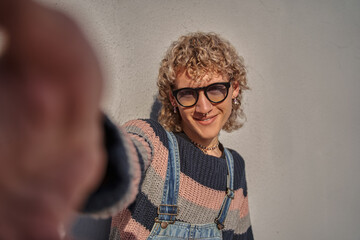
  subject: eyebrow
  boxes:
[173,82,230,91]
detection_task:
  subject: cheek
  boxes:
[178,107,192,121]
[221,99,233,117]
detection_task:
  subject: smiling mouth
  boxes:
[201,117,214,121]
[194,115,217,124]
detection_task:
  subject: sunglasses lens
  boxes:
[206,84,228,102]
[177,89,197,106]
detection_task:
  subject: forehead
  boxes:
[175,70,227,89]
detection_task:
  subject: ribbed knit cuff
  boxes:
[81,115,140,218]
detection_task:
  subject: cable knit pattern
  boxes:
[110,119,253,240]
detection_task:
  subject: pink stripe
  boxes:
[112,209,150,240]
[179,173,246,211]
[229,189,246,211]
[130,134,152,168]
[149,142,169,179]
[123,120,156,139]
[239,196,249,218]
[124,120,169,179]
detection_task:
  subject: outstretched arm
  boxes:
[0,1,105,239]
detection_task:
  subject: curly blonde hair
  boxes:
[157,32,248,132]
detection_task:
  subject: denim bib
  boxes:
[147,131,235,240]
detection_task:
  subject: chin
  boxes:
[194,125,221,140]
[183,116,223,141]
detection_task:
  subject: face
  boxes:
[170,70,239,146]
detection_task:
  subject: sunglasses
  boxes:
[172,82,231,107]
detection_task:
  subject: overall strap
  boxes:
[155,131,180,229]
[214,148,235,230]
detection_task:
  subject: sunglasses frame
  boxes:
[172,82,231,107]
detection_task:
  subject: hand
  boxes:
[0,1,105,239]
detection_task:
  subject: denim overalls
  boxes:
[147,131,235,240]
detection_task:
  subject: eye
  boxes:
[175,89,197,106]
[206,84,228,102]
[177,89,196,98]
[207,84,227,95]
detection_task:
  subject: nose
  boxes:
[195,91,212,114]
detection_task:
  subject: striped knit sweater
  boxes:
[85,118,253,240]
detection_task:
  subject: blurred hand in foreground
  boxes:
[0,1,105,239]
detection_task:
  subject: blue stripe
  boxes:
[128,192,158,231]
[142,119,169,150]
[175,133,246,191]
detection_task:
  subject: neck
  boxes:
[204,147,223,158]
[188,135,222,157]
[182,128,220,155]
[183,129,218,148]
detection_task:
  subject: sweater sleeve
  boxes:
[81,117,164,218]
[81,115,142,218]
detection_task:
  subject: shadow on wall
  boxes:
[150,95,162,121]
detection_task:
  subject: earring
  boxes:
[173,106,177,113]
[233,98,239,105]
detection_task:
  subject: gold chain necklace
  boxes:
[190,139,219,154]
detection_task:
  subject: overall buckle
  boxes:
[155,204,178,229]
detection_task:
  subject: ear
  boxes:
[232,82,240,99]
[169,91,177,107]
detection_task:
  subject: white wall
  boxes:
[41,0,360,239]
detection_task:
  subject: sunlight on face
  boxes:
[171,70,239,146]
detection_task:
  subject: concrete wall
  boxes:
[40,0,360,239]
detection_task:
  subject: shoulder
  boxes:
[226,148,245,170]
[123,118,164,134]
[225,148,248,192]
[122,118,169,150]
